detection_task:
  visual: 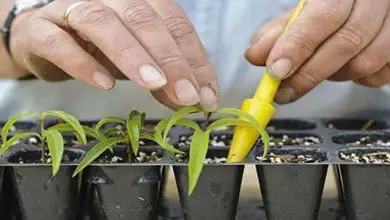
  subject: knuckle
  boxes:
[333,25,364,55]
[38,30,67,49]
[122,2,158,27]
[316,0,350,23]
[158,54,184,68]
[75,3,114,27]
[113,44,140,65]
[350,58,379,75]
[295,70,319,92]
[286,32,317,54]
[164,16,195,41]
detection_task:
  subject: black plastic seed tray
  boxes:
[1,117,390,220]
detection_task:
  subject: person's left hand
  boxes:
[245,0,390,104]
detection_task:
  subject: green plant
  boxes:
[72,110,183,177]
[154,106,270,195]
[0,111,87,176]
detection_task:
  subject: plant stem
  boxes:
[361,120,374,131]
[39,116,46,163]
[127,143,133,162]
[202,112,212,131]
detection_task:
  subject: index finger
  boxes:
[99,0,201,107]
[266,0,354,79]
[147,0,219,111]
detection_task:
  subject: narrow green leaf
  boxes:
[155,119,168,137]
[127,111,143,155]
[95,117,125,133]
[44,130,64,176]
[152,119,185,155]
[175,118,201,131]
[103,127,125,138]
[163,106,202,140]
[188,129,210,195]
[140,133,156,141]
[215,108,270,157]
[82,125,105,140]
[72,137,126,177]
[0,132,41,155]
[49,124,102,143]
[139,133,184,154]
[155,132,184,154]
[161,142,185,154]
[216,108,261,127]
[42,111,87,145]
[259,129,270,158]
[2,111,36,144]
[206,118,254,133]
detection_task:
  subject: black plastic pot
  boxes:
[255,148,328,220]
[2,116,390,220]
[4,145,84,220]
[82,146,165,220]
[173,148,244,220]
[337,146,390,220]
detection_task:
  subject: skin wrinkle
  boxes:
[246,0,390,104]
[1,0,390,108]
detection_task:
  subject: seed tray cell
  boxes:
[0,117,389,220]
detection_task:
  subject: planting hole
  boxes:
[8,149,83,164]
[332,134,390,147]
[0,122,37,134]
[325,119,388,130]
[267,119,317,131]
[97,146,163,164]
[339,148,390,164]
[256,148,327,164]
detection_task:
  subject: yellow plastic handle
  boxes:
[254,0,305,103]
[227,0,306,163]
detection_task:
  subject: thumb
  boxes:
[245,8,294,66]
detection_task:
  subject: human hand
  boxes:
[9,0,219,111]
[245,0,390,104]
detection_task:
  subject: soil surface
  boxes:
[9,150,81,164]
[344,136,390,147]
[326,119,388,130]
[339,150,390,164]
[97,148,163,163]
[256,150,326,163]
[177,134,230,148]
[174,151,227,164]
[177,133,321,148]
[24,135,95,147]
[269,134,321,147]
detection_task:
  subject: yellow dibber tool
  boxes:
[227,0,306,162]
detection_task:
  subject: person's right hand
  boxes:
[9,0,219,111]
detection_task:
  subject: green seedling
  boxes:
[72,110,184,177]
[154,106,270,195]
[0,111,87,176]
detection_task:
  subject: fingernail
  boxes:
[175,79,200,105]
[93,71,114,90]
[200,87,218,111]
[270,59,293,79]
[275,87,296,104]
[139,64,167,89]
